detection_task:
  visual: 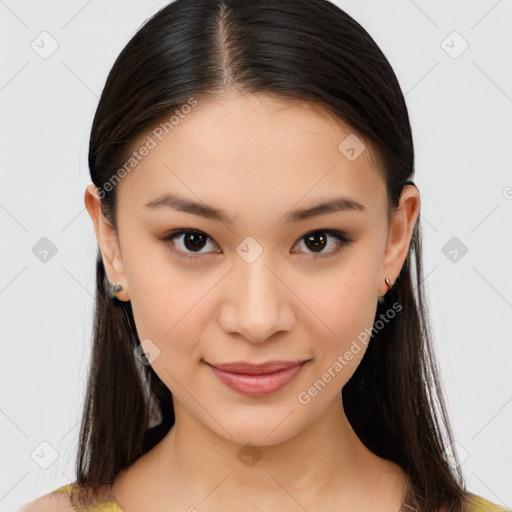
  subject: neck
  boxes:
[125,396,406,510]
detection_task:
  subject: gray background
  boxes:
[1,0,511,509]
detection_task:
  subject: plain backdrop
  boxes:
[1,0,511,510]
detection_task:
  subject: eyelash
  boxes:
[160,228,352,260]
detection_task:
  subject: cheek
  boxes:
[301,256,379,371]
[124,247,219,368]
[312,256,378,325]
[295,292,376,405]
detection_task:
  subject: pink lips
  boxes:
[205,360,308,397]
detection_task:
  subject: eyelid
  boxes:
[160,228,352,259]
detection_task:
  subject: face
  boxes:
[85,91,419,447]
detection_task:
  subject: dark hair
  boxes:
[76,0,469,509]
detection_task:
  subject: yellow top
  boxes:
[52,483,511,511]
[51,484,123,511]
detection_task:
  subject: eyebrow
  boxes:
[144,193,366,224]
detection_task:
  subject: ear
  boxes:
[379,184,420,295]
[84,184,129,301]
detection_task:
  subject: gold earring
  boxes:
[378,277,393,304]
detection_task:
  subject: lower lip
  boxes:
[207,362,307,397]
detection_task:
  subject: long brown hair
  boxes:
[76,0,469,509]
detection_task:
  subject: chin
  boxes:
[206,404,312,449]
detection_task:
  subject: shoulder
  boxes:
[466,493,511,512]
[17,483,123,512]
[16,485,74,511]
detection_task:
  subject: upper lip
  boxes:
[205,360,307,375]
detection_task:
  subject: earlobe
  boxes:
[379,185,420,295]
[84,184,129,301]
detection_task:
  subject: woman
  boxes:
[20,0,509,510]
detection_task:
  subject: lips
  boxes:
[205,360,309,397]
[206,360,306,375]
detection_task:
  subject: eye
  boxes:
[161,229,220,259]
[161,228,352,260]
[291,229,352,259]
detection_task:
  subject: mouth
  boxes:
[204,360,310,397]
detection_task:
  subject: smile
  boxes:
[204,360,309,397]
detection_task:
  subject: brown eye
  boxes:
[292,230,351,258]
[182,231,207,251]
[162,229,219,258]
[304,232,328,252]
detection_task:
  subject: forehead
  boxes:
[116,92,386,218]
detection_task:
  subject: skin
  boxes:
[83,91,420,511]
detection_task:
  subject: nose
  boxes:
[217,255,295,343]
